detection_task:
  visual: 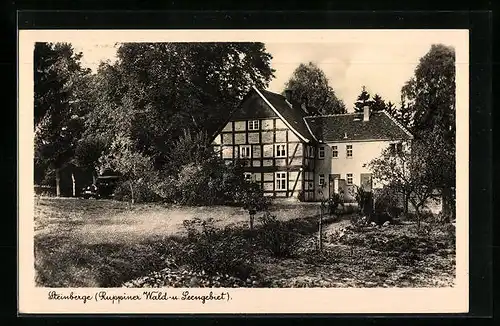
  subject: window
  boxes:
[275,172,287,190]
[346,144,353,158]
[248,120,259,130]
[240,145,251,158]
[318,146,325,159]
[346,173,353,185]
[244,172,253,182]
[318,174,325,186]
[389,142,403,154]
[332,145,338,158]
[275,144,287,157]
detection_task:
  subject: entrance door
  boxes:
[360,173,373,192]
[329,174,341,198]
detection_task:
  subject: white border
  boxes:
[18,29,469,314]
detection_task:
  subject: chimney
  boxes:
[284,89,293,103]
[363,105,370,121]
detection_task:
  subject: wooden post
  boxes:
[71,172,76,197]
[129,182,135,204]
[55,168,61,197]
[318,202,323,251]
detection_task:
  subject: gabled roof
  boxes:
[253,87,315,143]
[304,111,413,142]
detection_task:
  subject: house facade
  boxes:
[212,87,413,202]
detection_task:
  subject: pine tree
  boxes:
[354,86,373,113]
[371,94,387,112]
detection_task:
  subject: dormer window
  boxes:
[248,120,259,130]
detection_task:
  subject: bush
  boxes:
[257,213,303,258]
[326,193,343,216]
[113,179,161,203]
[179,218,254,279]
[373,186,402,224]
[349,214,369,231]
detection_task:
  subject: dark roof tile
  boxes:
[304,111,413,142]
[256,88,315,142]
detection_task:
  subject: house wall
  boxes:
[313,140,409,201]
[212,111,312,200]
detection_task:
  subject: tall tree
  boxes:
[34,42,91,195]
[283,62,346,115]
[371,93,387,112]
[385,101,397,117]
[400,44,456,221]
[87,42,275,177]
[354,86,373,113]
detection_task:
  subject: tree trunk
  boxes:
[403,192,409,217]
[92,171,97,185]
[318,204,323,251]
[249,213,255,231]
[441,187,453,223]
[71,172,76,197]
[55,168,61,197]
[129,182,135,204]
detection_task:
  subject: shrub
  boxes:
[349,214,369,231]
[179,218,254,279]
[373,186,401,224]
[256,213,303,258]
[113,179,161,203]
[327,193,344,216]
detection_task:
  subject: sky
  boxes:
[72,40,446,111]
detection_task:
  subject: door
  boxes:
[360,173,373,192]
[329,174,341,198]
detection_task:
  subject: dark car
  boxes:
[81,175,120,199]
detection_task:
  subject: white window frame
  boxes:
[275,144,287,158]
[318,174,325,186]
[244,172,253,182]
[239,145,252,158]
[332,145,338,158]
[318,146,325,159]
[275,172,287,190]
[346,144,353,158]
[346,173,353,185]
[248,120,260,131]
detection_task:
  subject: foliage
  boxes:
[367,142,439,226]
[34,42,92,187]
[400,44,456,221]
[283,62,346,114]
[326,193,344,216]
[354,85,373,113]
[373,186,402,224]
[180,218,254,279]
[257,213,303,258]
[348,185,371,215]
[86,42,275,171]
[370,94,387,112]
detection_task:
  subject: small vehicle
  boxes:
[81,175,120,199]
[81,184,99,199]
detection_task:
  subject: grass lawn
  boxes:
[34,197,455,288]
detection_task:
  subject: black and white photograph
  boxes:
[18,29,469,314]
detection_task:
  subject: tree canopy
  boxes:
[283,62,346,115]
[34,42,92,189]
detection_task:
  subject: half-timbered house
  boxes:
[211,86,413,202]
